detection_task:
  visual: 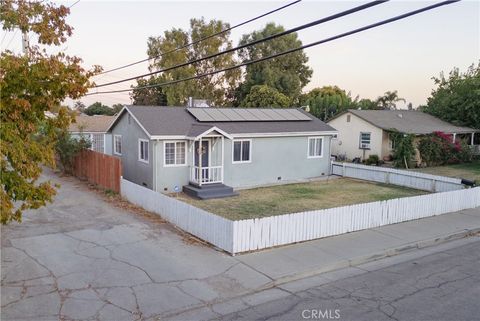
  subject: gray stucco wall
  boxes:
[110,112,153,189]
[154,140,191,192]
[223,136,332,189]
[153,135,332,192]
[104,133,113,155]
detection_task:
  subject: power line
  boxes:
[87,0,459,96]
[94,0,386,88]
[69,0,80,9]
[95,0,302,76]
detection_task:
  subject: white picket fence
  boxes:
[121,177,480,255]
[331,161,464,192]
[231,187,480,253]
[121,178,234,253]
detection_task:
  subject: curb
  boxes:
[163,228,480,320]
[269,227,480,288]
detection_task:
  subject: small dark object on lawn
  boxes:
[352,157,361,164]
[461,179,476,187]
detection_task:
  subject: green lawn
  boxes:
[176,178,426,220]
[413,160,480,182]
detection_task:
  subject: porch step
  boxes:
[183,183,238,200]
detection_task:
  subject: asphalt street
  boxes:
[219,237,480,321]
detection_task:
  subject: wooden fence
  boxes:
[331,161,464,192]
[120,177,480,255]
[73,150,122,193]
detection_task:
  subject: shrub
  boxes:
[418,131,473,166]
[365,154,379,165]
[390,132,416,168]
[55,131,91,173]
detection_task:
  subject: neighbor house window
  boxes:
[138,139,149,163]
[164,141,186,166]
[233,140,251,163]
[359,132,371,149]
[308,137,323,158]
[91,134,104,153]
[114,135,122,155]
[347,114,351,122]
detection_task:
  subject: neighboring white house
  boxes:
[69,115,115,155]
[328,109,479,162]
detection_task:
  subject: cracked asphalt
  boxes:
[1,169,274,321]
[2,168,480,321]
[218,238,480,321]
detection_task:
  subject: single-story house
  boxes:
[69,115,115,154]
[328,109,479,162]
[107,106,337,199]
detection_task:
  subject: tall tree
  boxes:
[355,98,379,110]
[131,77,167,106]
[239,85,291,108]
[1,0,98,223]
[147,18,240,106]
[303,86,354,121]
[84,102,115,116]
[375,90,406,110]
[421,62,479,129]
[235,23,312,106]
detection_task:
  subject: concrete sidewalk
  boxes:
[235,207,480,285]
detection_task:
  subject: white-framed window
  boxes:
[138,139,149,163]
[91,134,104,153]
[232,139,252,163]
[308,137,323,158]
[164,141,186,166]
[114,135,122,155]
[359,132,371,149]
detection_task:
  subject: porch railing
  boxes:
[470,145,480,155]
[190,166,223,185]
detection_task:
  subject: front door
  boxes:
[194,140,209,181]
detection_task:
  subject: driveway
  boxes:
[1,169,271,321]
[3,168,480,321]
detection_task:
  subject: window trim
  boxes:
[113,135,122,155]
[232,139,252,164]
[307,136,324,159]
[163,141,187,167]
[138,139,149,164]
[359,132,371,149]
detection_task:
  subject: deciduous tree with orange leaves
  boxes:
[0,0,100,223]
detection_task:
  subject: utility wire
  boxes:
[87,0,459,96]
[95,0,302,76]
[94,0,386,88]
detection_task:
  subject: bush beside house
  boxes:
[417,131,473,167]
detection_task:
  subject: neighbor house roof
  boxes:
[108,106,337,138]
[340,109,477,135]
[69,115,115,133]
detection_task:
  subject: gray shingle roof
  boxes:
[69,115,115,133]
[347,109,477,134]
[120,106,336,137]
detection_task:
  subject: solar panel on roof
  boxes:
[187,108,311,122]
[204,109,230,121]
[187,108,215,121]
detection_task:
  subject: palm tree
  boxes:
[375,91,406,110]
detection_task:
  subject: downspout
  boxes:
[328,134,333,175]
[152,140,157,192]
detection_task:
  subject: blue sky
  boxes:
[3,0,479,107]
